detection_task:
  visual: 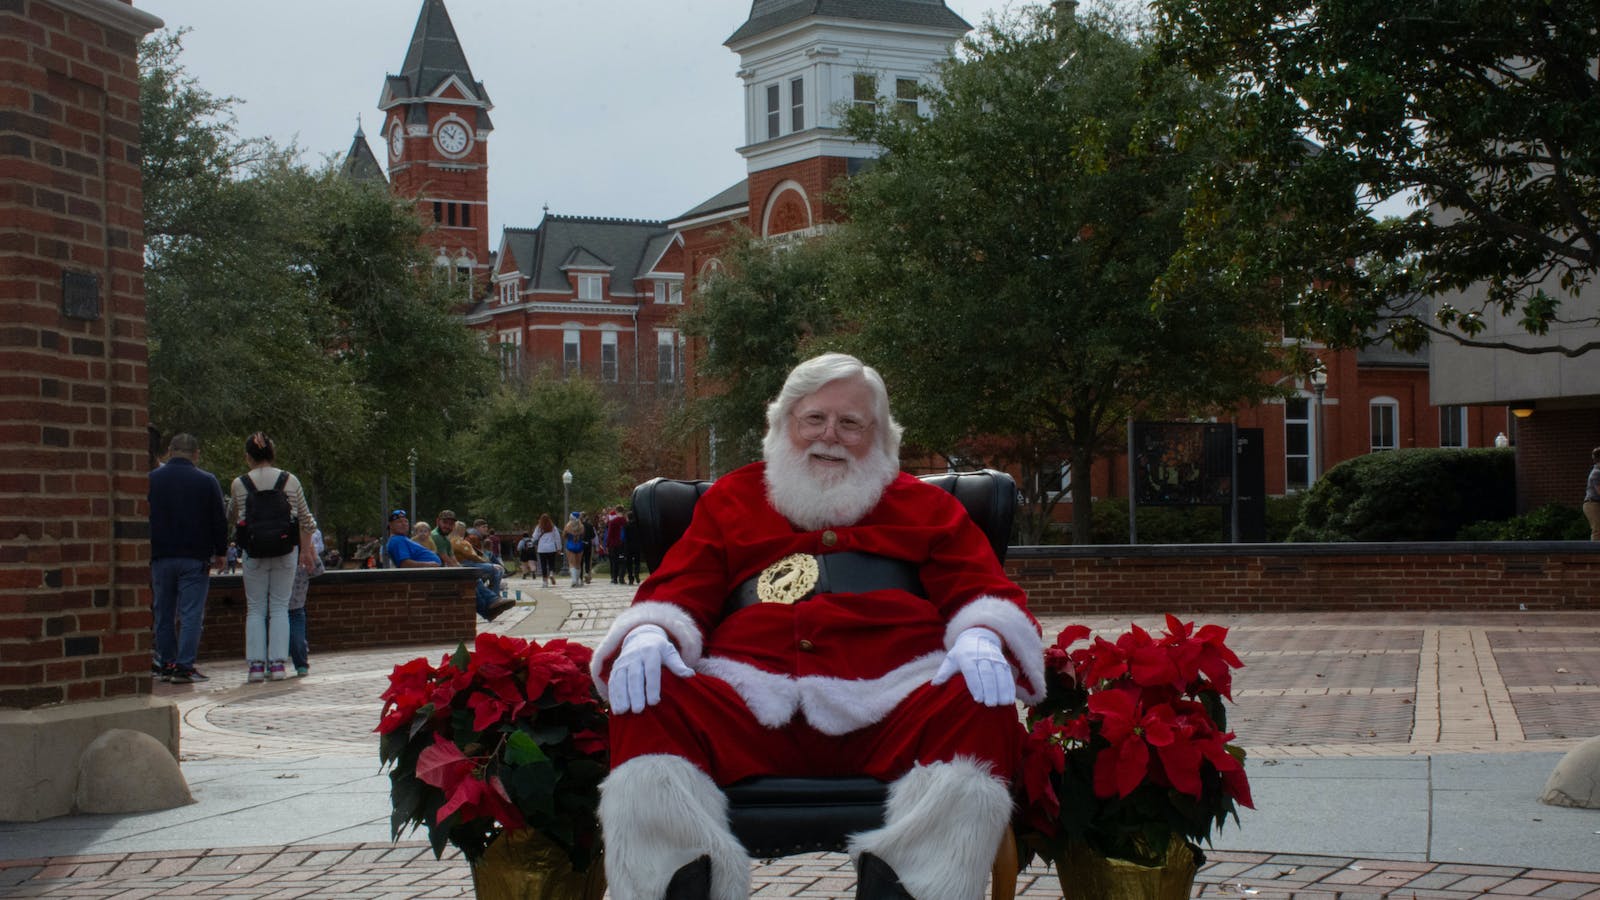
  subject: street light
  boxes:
[562,469,573,525]
[407,447,418,520]
[1309,363,1328,482]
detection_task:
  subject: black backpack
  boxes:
[236,471,298,557]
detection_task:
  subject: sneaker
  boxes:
[154,662,174,682]
[268,661,287,681]
[295,666,309,678]
[169,665,208,684]
[247,661,266,683]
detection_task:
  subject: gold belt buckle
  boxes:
[756,553,820,605]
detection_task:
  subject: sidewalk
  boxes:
[3,579,1598,897]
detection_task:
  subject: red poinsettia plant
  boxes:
[378,632,608,871]
[1016,615,1254,867]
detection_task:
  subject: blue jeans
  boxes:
[288,607,308,670]
[475,580,499,617]
[243,552,297,663]
[151,556,210,668]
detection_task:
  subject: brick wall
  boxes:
[1513,408,1599,513]
[194,569,482,663]
[1,0,161,710]
[1007,542,1600,616]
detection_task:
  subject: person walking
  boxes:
[228,432,317,683]
[605,506,627,584]
[1585,446,1600,541]
[533,513,561,587]
[148,433,228,684]
[563,511,586,587]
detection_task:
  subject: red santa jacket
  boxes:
[593,463,1045,735]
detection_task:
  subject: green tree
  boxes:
[833,5,1289,543]
[677,226,846,471]
[461,373,626,527]
[1152,0,1600,356]
[141,31,493,538]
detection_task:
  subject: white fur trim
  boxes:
[599,755,750,900]
[847,757,1013,900]
[946,597,1046,704]
[699,652,946,735]
[697,657,800,729]
[592,602,705,701]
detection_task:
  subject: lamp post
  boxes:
[1310,364,1328,482]
[562,469,573,525]
[406,447,418,520]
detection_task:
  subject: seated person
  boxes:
[453,522,514,621]
[385,511,440,568]
[593,353,1044,900]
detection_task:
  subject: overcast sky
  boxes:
[137,0,1018,237]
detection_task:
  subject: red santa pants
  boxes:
[608,670,1023,786]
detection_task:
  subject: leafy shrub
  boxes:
[1289,448,1514,542]
[1084,495,1306,544]
[1456,503,1589,541]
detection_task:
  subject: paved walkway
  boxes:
[3,577,1599,898]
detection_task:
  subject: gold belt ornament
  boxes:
[755,553,820,605]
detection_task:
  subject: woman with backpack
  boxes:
[227,432,317,683]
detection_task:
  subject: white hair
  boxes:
[761,352,903,462]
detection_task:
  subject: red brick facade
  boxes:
[1,0,161,709]
[1510,408,1600,513]
[1009,544,1600,616]
[747,156,849,236]
[198,570,480,661]
[385,99,492,283]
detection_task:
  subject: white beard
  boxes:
[764,437,898,531]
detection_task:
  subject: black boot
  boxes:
[664,854,711,900]
[856,852,916,900]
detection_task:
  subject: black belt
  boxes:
[727,551,925,611]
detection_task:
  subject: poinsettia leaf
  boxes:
[415,735,473,791]
[504,729,549,766]
[451,642,470,671]
[504,759,558,821]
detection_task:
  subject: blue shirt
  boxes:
[386,533,441,565]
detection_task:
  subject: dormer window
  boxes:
[577,273,603,301]
[499,279,521,306]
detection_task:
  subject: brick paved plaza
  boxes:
[3,581,1598,898]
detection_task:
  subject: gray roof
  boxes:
[727,0,971,45]
[499,215,673,295]
[338,126,387,185]
[674,179,750,223]
[383,0,495,129]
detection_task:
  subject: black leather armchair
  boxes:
[628,469,1021,900]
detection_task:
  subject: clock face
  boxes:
[389,125,404,160]
[436,121,470,155]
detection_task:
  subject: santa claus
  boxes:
[594,352,1045,900]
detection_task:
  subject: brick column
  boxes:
[0,0,166,821]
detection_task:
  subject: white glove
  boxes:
[607,625,694,715]
[932,627,1016,706]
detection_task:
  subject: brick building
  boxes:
[362,0,1511,514]
[1,0,168,820]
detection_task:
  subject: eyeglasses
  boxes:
[792,410,873,445]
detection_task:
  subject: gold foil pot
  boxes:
[469,829,606,900]
[1057,837,1196,900]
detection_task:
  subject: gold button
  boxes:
[798,639,814,652]
[821,530,837,547]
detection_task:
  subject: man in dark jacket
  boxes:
[148,433,228,683]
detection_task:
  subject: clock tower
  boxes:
[379,0,493,290]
